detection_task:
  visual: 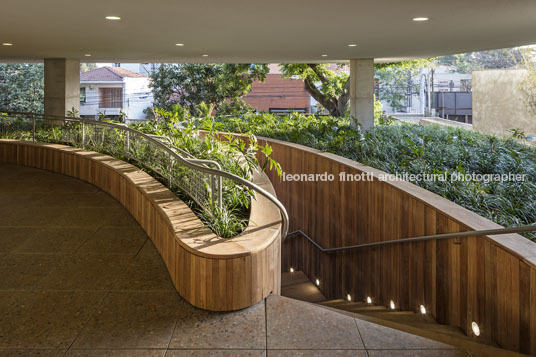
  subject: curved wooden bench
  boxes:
[256,136,536,355]
[0,139,282,311]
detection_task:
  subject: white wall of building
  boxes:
[80,78,153,120]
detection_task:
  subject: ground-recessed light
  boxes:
[420,305,427,314]
[347,294,352,302]
[289,267,294,273]
[2,43,13,46]
[390,300,396,310]
[366,296,372,304]
[348,44,357,47]
[315,278,320,286]
[105,16,121,20]
[202,54,208,57]
[175,43,184,47]
[413,17,429,21]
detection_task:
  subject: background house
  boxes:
[243,65,312,113]
[80,67,153,121]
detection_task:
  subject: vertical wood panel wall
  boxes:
[257,137,536,355]
[0,140,281,312]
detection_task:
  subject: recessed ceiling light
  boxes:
[202,54,208,57]
[2,43,13,46]
[348,44,357,47]
[175,43,185,47]
[413,17,429,21]
[321,54,328,57]
[84,54,91,57]
[105,16,121,20]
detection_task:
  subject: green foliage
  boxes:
[0,64,44,113]
[150,63,269,114]
[437,48,525,73]
[130,111,281,238]
[281,60,428,117]
[210,113,536,241]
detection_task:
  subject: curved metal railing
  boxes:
[0,111,289,240]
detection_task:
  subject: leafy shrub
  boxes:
[130,110,281,238]
[208,113,536,241]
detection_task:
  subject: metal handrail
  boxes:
[288,224,536,253]
[0,111,289,240]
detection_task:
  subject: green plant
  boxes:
[208,113,536,241]
[508,128,526,139]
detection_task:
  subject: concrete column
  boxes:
[44,59,80,117]
[349,58,374,131]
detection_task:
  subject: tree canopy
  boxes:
[0,63,44,113]
[281,60,429,117]
[150,63,269,115]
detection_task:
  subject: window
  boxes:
[80,88,86,103]
[99,88,123,108]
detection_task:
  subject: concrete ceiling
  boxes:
[1,0,535,63]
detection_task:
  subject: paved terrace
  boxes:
[0,163,461,356]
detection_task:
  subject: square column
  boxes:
[44,59,80,117]
[349,58,374,131]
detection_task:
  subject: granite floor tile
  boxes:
[266,295,364,350]
[112,250,174,291]
[267,351,367,357]
[103,210,142,228]
[0,291,106,349]
[0,228,34,253]
[77,227,148,255]
[0,349,67,356]
[169,300,266,350]
[51,207,122,228]
[72,291,182,349]
[0,192,49,208]
[65,349,166,356]
[0,207,65,227]
[45,179,100,194]
[36,253,133,291]
[13,228,96,253]
[35,191,122,208]
[0,254,61,290]
[166,350,266,357]
[355,319,456,350]
[367,350,465,357]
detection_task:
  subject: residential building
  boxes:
[244,65,312,113]
[80,67,153,121]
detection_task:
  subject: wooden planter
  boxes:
[0,140,282,311]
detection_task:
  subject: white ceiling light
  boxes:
[175,43,184,47]
[202,54,208,57]
[2,43,13,46]
[412,17,429,22]
[105,16,121,20]
[84,54,91,57]
[348,44,357,47]
[321,54,328,57]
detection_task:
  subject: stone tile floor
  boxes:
[0,163,462,356]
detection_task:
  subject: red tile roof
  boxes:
[80,66,147,81]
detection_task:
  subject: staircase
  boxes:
[282,271,521,357]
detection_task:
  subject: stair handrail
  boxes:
[0,111,289,241]
[288,224,536,252]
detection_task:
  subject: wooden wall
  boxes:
[0,140,282,311]
[257,137,536,355]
